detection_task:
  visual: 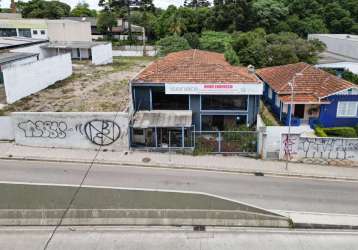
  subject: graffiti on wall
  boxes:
[300,137,358,160]
[282,134,298,160]
[18,119,122,146]
[280,134,358,162]
[18,121,67,139]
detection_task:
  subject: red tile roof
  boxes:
[257,62,355,104]
[133,49,260,84]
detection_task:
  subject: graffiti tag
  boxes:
[84,120,121,146]
[18,120,68,138]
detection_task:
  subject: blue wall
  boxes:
[318,95,358,127]
[132,85,260,130]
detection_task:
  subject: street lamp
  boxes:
[285,72,303,170]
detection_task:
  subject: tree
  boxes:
[224,46,240,65]
[97,11,117,38]
[341,70,358,84]
[184,0,211,8]
[183,32,200,48]
[252,0,288,32]
[20,0,70,19]
[156,35,190,56]
[98,0,154,41]
[70,2,97,17]
[199,31,233,53]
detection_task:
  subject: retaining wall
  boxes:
[3,53,72,104]
[280,134,358,165]
[12,112,129,150]
[0,116,14,140]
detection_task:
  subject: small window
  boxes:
[337,102,358,117]
[275,95,280,107]
[33,30,38,35]
[268,88,272,99]
[40,30,45,35]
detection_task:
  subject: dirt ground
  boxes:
[1,57,155,114]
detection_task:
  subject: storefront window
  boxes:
[202,115,247,131]
[202,95,247,110]
[152,89,188,110]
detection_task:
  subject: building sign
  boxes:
[165,83,263,95]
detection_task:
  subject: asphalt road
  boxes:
[0,159,357,214]
[1,227,358,250]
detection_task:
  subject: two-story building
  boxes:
[257,62,358,127]
[129,49,263,148]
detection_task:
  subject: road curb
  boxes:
[1,156,358,182]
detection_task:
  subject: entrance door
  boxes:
[294,104,305,118]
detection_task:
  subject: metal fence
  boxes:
[193,131,259,156]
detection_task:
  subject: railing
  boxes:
[193,131,258,156]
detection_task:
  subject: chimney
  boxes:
[247,65,255,74]
[10,0,16,13]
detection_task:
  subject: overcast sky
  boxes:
[1,0,187,10]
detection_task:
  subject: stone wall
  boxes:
[12,112,129,150]
[280,134,358,166]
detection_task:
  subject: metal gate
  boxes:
[193,131,258,156]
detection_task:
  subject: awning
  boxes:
[132,110,192,128]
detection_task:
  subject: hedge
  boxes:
[322,127,357,138]
[314,127,327,137]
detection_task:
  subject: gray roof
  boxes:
[317,51,358,64]
[0,37,47,50]
[41,41,108,49]
[62,17,97,26]
[133,110,193,128]
[0,52,38,65]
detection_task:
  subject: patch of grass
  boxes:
[259,101,280,126]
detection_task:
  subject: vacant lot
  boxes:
[1,57,155,114]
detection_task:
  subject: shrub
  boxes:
[314,127,327,137]
[156,35,190,56]
[322,127,357,138]
[224,46,240,66]
[355,125,358,136]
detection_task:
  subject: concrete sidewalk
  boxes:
[1,142,358,181]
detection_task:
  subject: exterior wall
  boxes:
[91,43,113,65]
[132,85,260,130]
[308,34,358,60]
[10,43,54,60]
[0,55,38,70]
[29,28,47,39]
[47,20,91,42]
[112,46,157,57]
[3,53,72,104]
[0,116,14,140]
[12,112,129,150]
[318,94,358,127]
[280,133,358,165]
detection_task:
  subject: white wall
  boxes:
[12,112,129,150]
[0,116,14,140]
[91,43,113,65]
[280,134,358,163]
[47,20,91,42]
[10,43,53,60]
[3,53,72,104]
[1,56,38,70]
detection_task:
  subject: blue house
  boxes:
[129,49,263,148]
[257,62,358,128]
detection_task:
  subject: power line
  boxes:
[42,111,122,250]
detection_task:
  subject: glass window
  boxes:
[202,95,247,110]
[18,28,31,38]
[33,30,38,35]
[0,28,17,37]
[40,30,45,35]
[337,102,358,117]
[152,88,188,110]
[202,115,247,131]
[268,88,273,99]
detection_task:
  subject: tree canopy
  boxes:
[70,2,97,17]
[18,0,71,19]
